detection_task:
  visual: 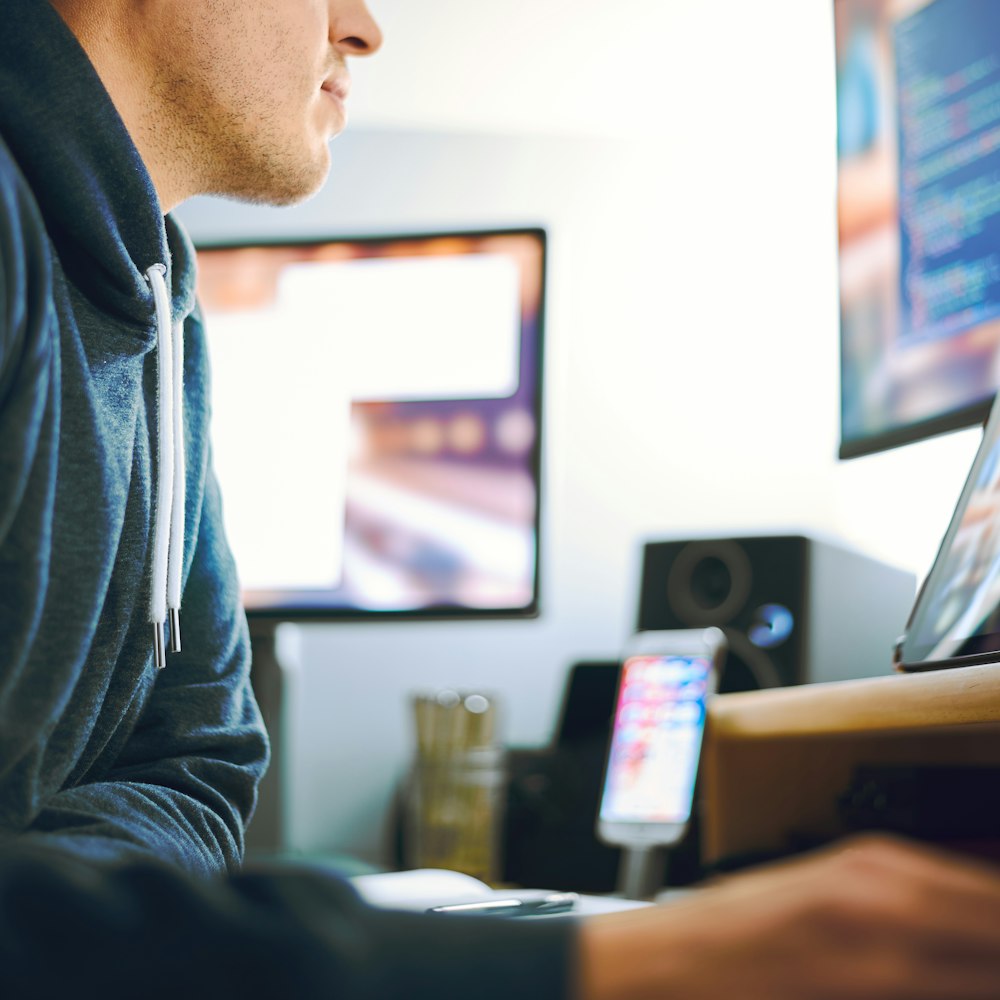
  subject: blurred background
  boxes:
[176,0,982,867]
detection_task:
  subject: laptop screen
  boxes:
[898,397,1000,668]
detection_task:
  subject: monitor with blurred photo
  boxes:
[195,228,545,619]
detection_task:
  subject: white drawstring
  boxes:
[168,315,185,654]
[145,263,185,669]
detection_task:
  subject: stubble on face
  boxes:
[148,4,339,207]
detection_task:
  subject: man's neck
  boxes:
[48,0,184,212]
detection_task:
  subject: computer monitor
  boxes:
[195,227,545,619]
[835,0,1000,458]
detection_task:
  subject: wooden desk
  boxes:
[701,664,1000,866]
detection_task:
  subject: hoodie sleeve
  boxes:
[18,460,270,874]
[0,844,577,1000]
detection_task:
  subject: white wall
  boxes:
[177,0,983,863]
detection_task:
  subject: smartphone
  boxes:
[596,627,726,849]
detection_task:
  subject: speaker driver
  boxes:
[667,540,752,625]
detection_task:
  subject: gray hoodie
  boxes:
[0,0,268,872]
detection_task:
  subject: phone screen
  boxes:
[598,653,711,825]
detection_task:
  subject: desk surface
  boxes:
[708,662,1000,739]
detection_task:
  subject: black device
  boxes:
[839,764,1000,842]
[501,661,623,894]
[636,534,915,691]
[554,659,622,744]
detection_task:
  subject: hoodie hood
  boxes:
[0,0,196,667]
[0,0,195,327]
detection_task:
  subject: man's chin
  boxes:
[210,147,331,207]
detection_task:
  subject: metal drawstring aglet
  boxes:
[153,621,166,671]
[169,608,182,654]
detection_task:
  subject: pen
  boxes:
[427,892,578,917]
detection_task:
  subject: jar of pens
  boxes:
[404,690,506,885]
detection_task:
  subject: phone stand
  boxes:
[616,846,667,900]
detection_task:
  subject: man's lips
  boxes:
[321,74,351,102]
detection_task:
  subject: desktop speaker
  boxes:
[636,534,916,692]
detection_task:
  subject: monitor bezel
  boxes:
[194,225,547,623]
[838,395,994,461]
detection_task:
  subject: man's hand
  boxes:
[579,835,1000,999]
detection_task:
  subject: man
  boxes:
[1,0,999,997]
